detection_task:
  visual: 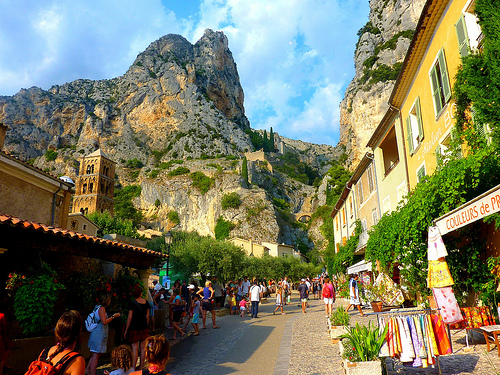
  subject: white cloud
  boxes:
[0,0,369,146]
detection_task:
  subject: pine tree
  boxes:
[241,157,249,185]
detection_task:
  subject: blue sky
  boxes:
[0,0,369,146]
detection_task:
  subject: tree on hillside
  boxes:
[241,157,249,185]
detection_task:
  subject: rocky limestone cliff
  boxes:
[339,0,425,168]
[0,29,338,252]
[0,30,251,167]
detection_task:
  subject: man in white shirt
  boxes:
[249,280,263,318]
[242,276,251,297]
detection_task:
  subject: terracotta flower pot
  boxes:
[371,301,383,312]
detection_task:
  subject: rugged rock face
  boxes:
[339,0,425,168]
[0,29,337,250]
[0,30,251,166]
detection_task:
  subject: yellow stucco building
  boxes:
[388,0,481,188]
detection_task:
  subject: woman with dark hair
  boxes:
[33,310,85,375]
[131,335,171,375]
[86,292,121,375]
[124,284,150,370]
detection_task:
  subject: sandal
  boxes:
[213,325,220,329]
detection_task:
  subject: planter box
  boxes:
[371,301,383,312]
[342,359,383,375]
[330,326,347,340]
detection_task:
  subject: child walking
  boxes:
[239,297,248,317]
[104,345,134,375]
[191,294,201,336]
[273,286,285,315]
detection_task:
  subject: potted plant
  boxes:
[339,322,388,375]
[363,282,385,312]
[329,306,350,340]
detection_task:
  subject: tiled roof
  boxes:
[0,213,166,258]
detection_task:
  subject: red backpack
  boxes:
[25,347,81,375]
[322,284,332,298]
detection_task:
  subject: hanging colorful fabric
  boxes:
[427,226,448,260]
[432,287,463,325]
[428,259,454,288]
[431,314,452,355]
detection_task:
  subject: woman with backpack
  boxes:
[86,292,121,375]
[322,277,335,317]
[124,284,150,370]
[28,310,85,375]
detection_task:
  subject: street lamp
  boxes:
[164,231,173,278]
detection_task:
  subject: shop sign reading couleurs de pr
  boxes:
[435,184,500,235]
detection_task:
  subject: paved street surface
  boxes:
[97,293,500,374]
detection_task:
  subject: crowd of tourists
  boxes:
[17,274,339,375]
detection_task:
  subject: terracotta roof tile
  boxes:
[0,213,166,258]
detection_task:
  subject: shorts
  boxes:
[324,297,333,304]
[301,298,308,303]
[240,306,246,311]
[232,306,237,311]
[173,310,182,322]
[192,313,199,324]
[202,300,214,311]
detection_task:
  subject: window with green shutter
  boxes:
[455,14,470,57]
[406,97,424,155]
[429,49,451,116]
[417,165,426,183]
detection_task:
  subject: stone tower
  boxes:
[72,149,115,215]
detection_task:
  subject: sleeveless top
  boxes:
[203,287,212,300]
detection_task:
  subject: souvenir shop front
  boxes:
[373,184,500,373]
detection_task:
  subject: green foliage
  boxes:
[149,169,160,178]
[366,149,500,299]
[221,192,242,209]
[125,158,144,169]
[340,322,388,362]
[154,198,161,207]
[214,216,235,240]
[245,128,275,152]
[324,221,362,276]
[190,171,214,194]
[167,210,180,225]
[330,306,350,326]
[169,231,245,281]
[45,149,58,162]
[87,210,140,238]
[241,255,320,282]
[241,157,249,185]
[357,21,381,37]
[272,197,290,210]
[12,263,64,335]
[453,0,500,151]
[168,167,190,176]
[361,63,402,85]
[274,152,320,185]
[113,184,143,226]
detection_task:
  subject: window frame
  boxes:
[429,48,452,116]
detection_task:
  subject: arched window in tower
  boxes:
[91,164,94,173]
[84,207,89,215]
[105,183,109,195]
[82,183,87,193]
[80,208,84,214]
[86,165,91,174]
[89,183,94,193]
